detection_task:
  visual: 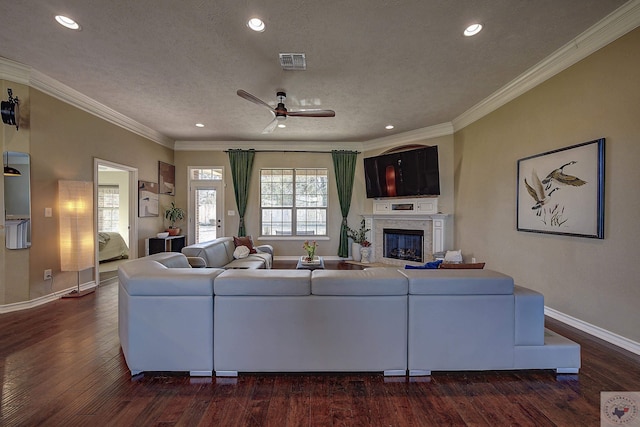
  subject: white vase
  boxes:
[352,242,362,262]
[360,247,371,263]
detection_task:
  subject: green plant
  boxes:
[347,218,370,244]
[302,240,318,260]
[164,202,185,228]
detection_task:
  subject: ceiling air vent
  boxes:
[279,53,306,70]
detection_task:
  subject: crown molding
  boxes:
[452,0,640,131]
[363,122,454,152]
[0,57,31,85]
[174,140,364,152]
[0,57,174,148]
[29,69,174,148]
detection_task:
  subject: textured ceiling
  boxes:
[0,0,628,143]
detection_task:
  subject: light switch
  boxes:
[227,210,235,216]
[45,207,52,217]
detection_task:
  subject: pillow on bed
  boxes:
[233,236,257,254]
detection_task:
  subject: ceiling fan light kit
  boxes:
[237,89,335,134]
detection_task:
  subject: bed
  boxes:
[98,232,129,263]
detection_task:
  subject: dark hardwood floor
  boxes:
[1,263,639,426]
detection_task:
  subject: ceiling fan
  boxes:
[237,89,335,134]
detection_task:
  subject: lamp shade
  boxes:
[59,181,94,272]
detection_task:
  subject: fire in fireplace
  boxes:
[383,228,424,262]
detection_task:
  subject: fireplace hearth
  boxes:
[383,228,424,263]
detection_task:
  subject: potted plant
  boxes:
[347,218,370,262]
[164,202,185,236]
[302,240,318,262]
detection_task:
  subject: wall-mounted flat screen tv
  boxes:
[364,146,440,198]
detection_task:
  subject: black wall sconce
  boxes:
[1,89,20,130]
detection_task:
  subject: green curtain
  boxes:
[331,150,358,257]
[227,149,255,236]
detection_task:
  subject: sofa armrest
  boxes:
[255,244,273,257]
[187,256,207,268]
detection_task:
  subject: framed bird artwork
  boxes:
[517,138,605,238]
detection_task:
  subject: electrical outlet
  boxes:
[44,269,52,280]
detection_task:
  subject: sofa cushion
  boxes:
[403,269,514,295]
[118,255,223,296]
[214,269,311,296]
[311,269,408,296]
[233,236,257,253]
[182,239,233,268]
[225,258,266,269]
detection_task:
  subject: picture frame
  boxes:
[138,180,159,217]
[517,138,605,239]
[158,161,175,195]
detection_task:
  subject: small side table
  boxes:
[296,256,325,270]
[146,235,186,256]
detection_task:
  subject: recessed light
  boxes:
[464,23,482,37]
[195,123,205,128]
[55,15,81,30]
[247,18,265,32]
[385,125,394,130]
[277,123,286,128]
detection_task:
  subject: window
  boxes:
[261,168,328,236]
[190,167,223,180]
[97,185,119,232]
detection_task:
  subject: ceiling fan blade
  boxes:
[261,117,278,134]
[287,109,336,118]
[237,89,273,111]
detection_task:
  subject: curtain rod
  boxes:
[224,149,360,154]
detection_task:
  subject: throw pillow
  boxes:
[444,249,463,263]
[233,246,250,259]
[233,236,257,254]
[405,260,443,269]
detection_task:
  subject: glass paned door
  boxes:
[190,181,223,244]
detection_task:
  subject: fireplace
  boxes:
[383,228,424,263]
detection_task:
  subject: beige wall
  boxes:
[2,88,174,302]
[1,81,31,304]
[454,28,640,342]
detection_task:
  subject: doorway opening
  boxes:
[94,159,138,284]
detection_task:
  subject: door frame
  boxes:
[187,166,225,245]
[93,158,138,285]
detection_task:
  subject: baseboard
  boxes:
[0,281,97,314]
[545,306,640,356]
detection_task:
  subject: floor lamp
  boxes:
[59,180,95,298]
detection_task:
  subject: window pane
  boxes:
[260,168,327,236]
[296,208,327,235]
[191,168,223,180]
[98,185,119,232]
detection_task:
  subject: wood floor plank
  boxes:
[2,271,640,426]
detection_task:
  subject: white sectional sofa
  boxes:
[117,253,580,377]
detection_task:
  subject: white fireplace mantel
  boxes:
[362,198,449,265]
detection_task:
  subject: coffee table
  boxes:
[296,256,325,270]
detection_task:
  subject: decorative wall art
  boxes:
[138,180,159,217]
[517,138,604,239]
[158,161,175,195]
